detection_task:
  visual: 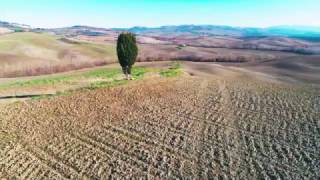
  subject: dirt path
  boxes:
[0,68,319,179]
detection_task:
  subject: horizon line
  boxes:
[2,20,320,30]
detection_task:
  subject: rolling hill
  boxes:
[0,32,290,78]
[0,32,116,77]
[0,21,319,78]
[118,25,320,38]
[46,25,320,54]
[1,21,320,54]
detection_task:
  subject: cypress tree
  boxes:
[116,33,138,80]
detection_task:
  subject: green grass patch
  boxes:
[0,64,180,90]
[83,66,147,79]
[86,67,148,89]
[83,68,121,78]
[13,75,75,87]
[0,66,150,90]
[132,67,148,79]
[160,62,182,77]
[87,80,128,90]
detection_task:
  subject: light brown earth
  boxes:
[0,33,117,77]
[1,32,316,78]
[78,34,297,63]
[0,62,319,179]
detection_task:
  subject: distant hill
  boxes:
[119,25,320,38]
[2,20,319,39]
[0,21,31,32]
[34,25,117,37]
[1,20,320,55]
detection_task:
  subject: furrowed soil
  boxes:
[0,65,319,179]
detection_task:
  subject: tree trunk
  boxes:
[122,66,129,80]
[128,66,132,80]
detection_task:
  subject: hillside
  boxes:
[1,32,300,78]
[0,23,318,79]
[71,26,320,55]
[0,32,116,77]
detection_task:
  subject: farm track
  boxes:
[0,74,319,179]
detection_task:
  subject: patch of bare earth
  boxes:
[0,73,319,179]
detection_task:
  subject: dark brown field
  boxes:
[0,62,319,179]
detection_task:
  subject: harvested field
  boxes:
[0,32,117,77]
[78,35,296,63]
[0,64,319,179]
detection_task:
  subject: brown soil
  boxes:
[0,65,319,179]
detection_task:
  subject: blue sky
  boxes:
[1,0,319,28]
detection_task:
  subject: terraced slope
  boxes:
[0,74,319,179]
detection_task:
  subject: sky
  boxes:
[1,0,319,28]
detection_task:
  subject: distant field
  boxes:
[0,32,308,78]
[79,35,296,63]
[0,32,117,77]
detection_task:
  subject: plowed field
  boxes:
[0,65,319,179]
